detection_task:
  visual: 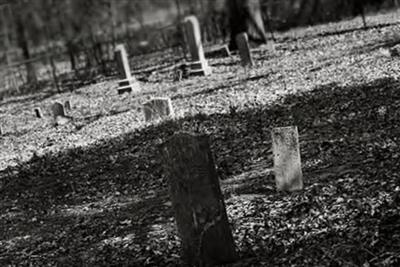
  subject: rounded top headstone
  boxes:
[115,44,126,52]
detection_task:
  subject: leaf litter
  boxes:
[1,10,400,266]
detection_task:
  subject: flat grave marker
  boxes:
[143,97,174,122]
[184,16,211,76]
[160,133,237,266]
[235,33,254,67]
[114,44,139,94]
[271,126,303,191]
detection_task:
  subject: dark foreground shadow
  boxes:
[1,77,400,266]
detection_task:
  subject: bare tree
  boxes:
[13,0,38,84]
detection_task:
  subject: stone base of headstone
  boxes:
[143,97,174,122]
[205,45,231,58]
[272,126,303,192]
[188,60,212,76]
[161,133,237,266]
[117,77,139,95]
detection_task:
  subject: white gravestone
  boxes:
[114,44,139,94]
[235,33,254,67]
[184,16,211,76]
[143,98,175,122]
[272,126,303,191]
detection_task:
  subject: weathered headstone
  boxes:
[0,126,3,135]
[143,97,174,122]
[271,126,303,191]
[161,133,237,266]
[235,33,253,67]
[64,100,71,111]
[51,102,65,119]
[184,16,211,76]
[34,107,42,118]
[114,44,139,94]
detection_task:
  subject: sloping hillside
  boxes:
[1,10,400,266]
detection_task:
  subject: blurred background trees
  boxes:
[0,0,396,92]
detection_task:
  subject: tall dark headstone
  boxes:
[161,133,237,266]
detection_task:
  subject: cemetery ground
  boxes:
[1,11,400,266]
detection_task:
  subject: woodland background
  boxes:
[0,0,399,96]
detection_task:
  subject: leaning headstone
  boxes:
[235,33,254,67]
[161,133,237,266]
[143,97,174,122]
[64,100,71,111]
[51,102,66,119]
[184,16,211,76]
[34,108,42,118]
[114,44,139,94]
[271,126,303,191]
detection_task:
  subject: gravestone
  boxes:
[51,102,66,119]
[184,16,211,76]
[34,108,42,118]
[114,44,139,94]
[64,100,71,111]
[0,126,3,135]
[235,33,253,67]
[143,97,174,122]
[160,133,237,266]
[271,126,303,191]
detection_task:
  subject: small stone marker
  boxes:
[272,126,303,191]
[143,97,174,122]
[51,102,66,119]
[235,33,254,67]
[34,108,42,118]
[161,133,237,266]
[64,100,71,111]
[114,44,139,94]
[184,16,211,76]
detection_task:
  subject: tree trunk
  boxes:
[227,0,267,50]
[15,13,37,84]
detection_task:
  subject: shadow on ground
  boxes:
[1,77,400,265]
